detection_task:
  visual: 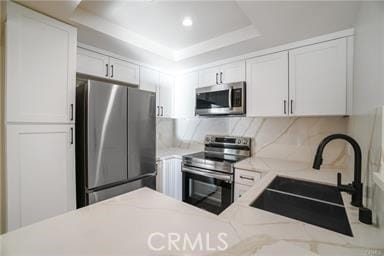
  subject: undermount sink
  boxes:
[250,176,353,237]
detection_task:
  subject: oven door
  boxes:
[182,166,234,214]
[195,82,245,116]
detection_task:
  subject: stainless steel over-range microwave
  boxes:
[195,82,246,116]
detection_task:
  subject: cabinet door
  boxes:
[140,67,159,93]
[220,61,245,84]
[77,48,109,79]
[234,183,251,201]
[159,73,175,118]
[6,124,75,231]
[6,2,77,123]
[246,52,289,117]
[289,38,347,116]
[140,67,160,115]
[160,158,182,201]
[198,66,220,87]
[174,72,198,118]
[109,57,139,85]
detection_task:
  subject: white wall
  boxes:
[348,2,384,228]
[352,2,384,114]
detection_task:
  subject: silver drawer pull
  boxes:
[239,175,255,181]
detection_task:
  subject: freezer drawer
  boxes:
[88,175,156,205]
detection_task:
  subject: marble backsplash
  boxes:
[348,107,384,227]
[157,116,349,168]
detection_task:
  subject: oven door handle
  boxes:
[182,167,233,183]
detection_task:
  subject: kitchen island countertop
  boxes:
[1,157,383,255]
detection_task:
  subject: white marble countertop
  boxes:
[156,147,199,160]
[0,188,241,256]
[2,155,383,255]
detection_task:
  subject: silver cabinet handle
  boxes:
[215,73,219,85]
[239,175,255,181]
[70,104,74,121]
[284,100,287,115]
[105,64,109,77]
[156,106,160,116]
[110,65,114,78]
[290,100,293,114]
[160,106,164,116]
[220,72,223,84]
[182,166,232,183]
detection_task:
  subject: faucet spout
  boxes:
[313,134,372,225]
[312,134,362,207]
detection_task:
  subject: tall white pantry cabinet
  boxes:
[5,2,77,231]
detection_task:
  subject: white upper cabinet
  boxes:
[246,38,348,117]
[77,47,139,85]
[77,48,109,79]
[139,67,160,115]
[6,2,77,123]
[289,38,347,116]
[139,67,174,118]
[159,73,175,118]
[198,66,220,87]
[220,61,246,84]
[175,72,198,118]
[6,124,76,231]
[139,67,159,93]
[109,57,140,85]
[198,61,245,87]
[246,52,289,117]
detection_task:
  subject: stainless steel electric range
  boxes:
[182,135,251,214]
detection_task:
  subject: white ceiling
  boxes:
[79,0,253,50]
[17,0,361,71]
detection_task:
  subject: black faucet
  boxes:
[313,134,372,224]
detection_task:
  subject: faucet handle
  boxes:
[337,172,342,187]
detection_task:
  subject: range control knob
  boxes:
[236,139,242,144]
[205,137,211,143]
[242,139,248,145]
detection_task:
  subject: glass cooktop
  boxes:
[184,152,248,163]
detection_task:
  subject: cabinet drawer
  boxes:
[234,183,252,201]
[235,169,261,186]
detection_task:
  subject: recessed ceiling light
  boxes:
[182,17,193,27]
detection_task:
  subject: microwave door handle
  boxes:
[228,87,233,109]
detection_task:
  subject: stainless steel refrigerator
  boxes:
[75,79,156,208]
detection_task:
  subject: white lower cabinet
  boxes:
[156,158,182,201]
[234,169,262,201]
[6,124,76,231]
[234,183,252,201]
